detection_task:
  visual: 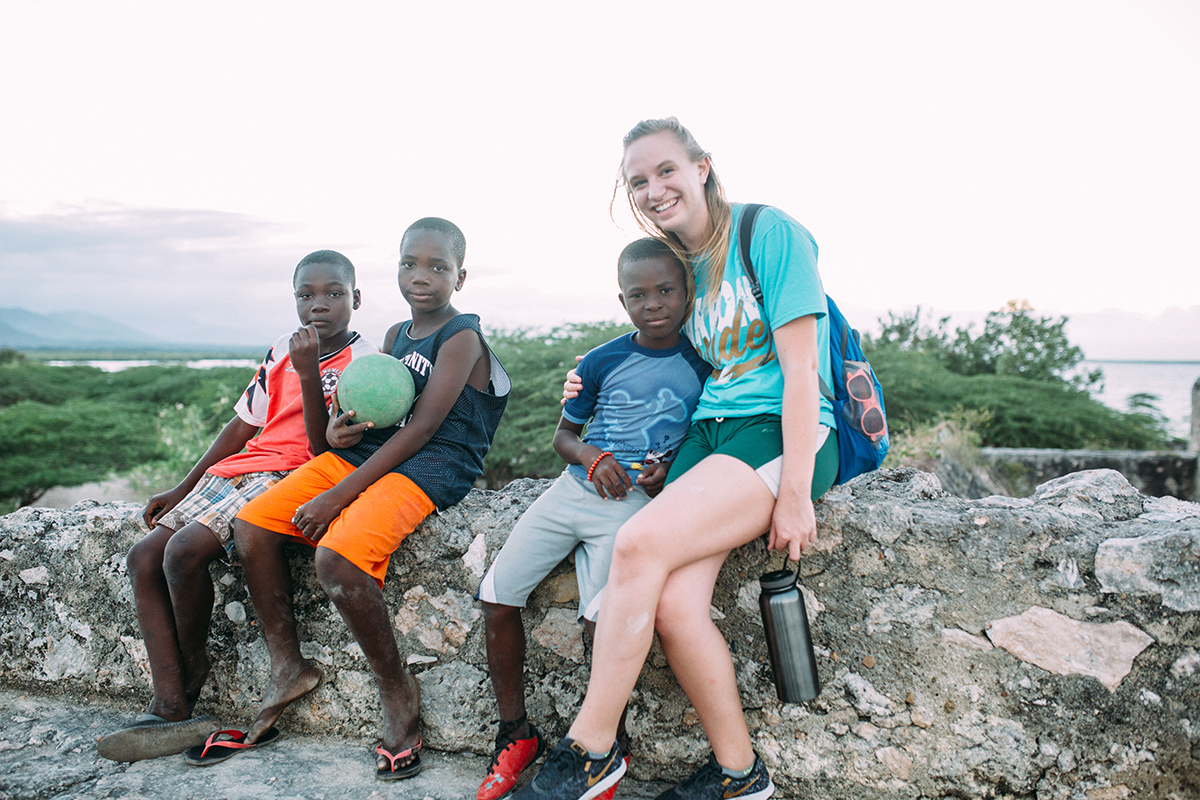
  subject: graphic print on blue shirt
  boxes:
[561,332,710,482]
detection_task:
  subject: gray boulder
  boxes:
[1,469,1196,799]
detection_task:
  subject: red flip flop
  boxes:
[375,739,422,780]
[183,727,280,766]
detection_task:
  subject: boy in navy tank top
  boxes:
[226,218,509,780]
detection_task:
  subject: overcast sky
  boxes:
[1,1,1197,359]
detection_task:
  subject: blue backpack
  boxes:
[737,204,889,484]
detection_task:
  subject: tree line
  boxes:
[0,305,1173,512]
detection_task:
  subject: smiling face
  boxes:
[397,228,465,316]
[618,254,687,350]
[622,131,711,250]
[293,261,358,341]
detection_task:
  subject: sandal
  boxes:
[375,739,423,781]
[183,727,280,766]
[97,713,217,762]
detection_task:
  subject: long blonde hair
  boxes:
[613,117,733,307]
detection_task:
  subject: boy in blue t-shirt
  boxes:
[474,238,710,800]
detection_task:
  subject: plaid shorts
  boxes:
[157,470,290,550]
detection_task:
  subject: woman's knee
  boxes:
[610,517,665,573]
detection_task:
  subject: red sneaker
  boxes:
[594,753,631,800]
[477,722,544,800]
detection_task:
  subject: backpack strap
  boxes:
[737,203,835,402]
[737,203,766,305]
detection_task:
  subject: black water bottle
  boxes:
[758,569,821,703]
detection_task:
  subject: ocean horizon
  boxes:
[1085,360,1199,441]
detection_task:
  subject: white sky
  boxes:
[1,1,1198,358]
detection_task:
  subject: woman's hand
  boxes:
[326,395,372,449]
[290,488,349,542]
[768,485,818,562]
[560,356,584,405]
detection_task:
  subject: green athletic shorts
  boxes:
[664,415,839,500]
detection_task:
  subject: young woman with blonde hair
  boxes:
[514,117,840,800]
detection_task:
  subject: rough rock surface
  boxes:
[2,469,1198,799]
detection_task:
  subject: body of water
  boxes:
[1085,361,1199,441]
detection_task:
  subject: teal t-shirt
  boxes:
[684,203,836,428]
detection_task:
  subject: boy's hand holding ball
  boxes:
[325,395,372,449]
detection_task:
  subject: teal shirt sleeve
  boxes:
[687,203,837,428]
[748,206,827,330]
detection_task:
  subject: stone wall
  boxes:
[978,447,1198,502]
[1,469,1197,799]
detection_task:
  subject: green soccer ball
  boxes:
[335,353,416,428]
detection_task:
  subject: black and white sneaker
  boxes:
[511,737,626,800]
[654,752,774,800]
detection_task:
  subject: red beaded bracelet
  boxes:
[587,451,613,482]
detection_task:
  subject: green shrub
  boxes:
[482,322,633,486]
[869,348,1169,450]
[0,361,249,509]
[0,399,162,509]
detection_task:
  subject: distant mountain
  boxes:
[1,307,167,350]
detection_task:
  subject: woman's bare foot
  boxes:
[248,659,322,743]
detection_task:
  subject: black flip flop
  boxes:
[97,713,218,762]
[375,739,422,780]
[183,727,280,766]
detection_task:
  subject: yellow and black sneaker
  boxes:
[511,737,625,800]
[654,752,774,800]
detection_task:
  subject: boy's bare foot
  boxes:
[248,660,322,743]
[377,670,421,773]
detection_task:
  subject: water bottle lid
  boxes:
[759,569,797,591]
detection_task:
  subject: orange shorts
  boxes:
[235,451,434,588]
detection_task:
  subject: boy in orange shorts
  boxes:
[209,218,510,781]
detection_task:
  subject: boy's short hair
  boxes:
[403,218,467,268]
[294,250,356,288]
[617,237,685,281]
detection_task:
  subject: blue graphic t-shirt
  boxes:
[561,332,710,481]
[685,203,836,428]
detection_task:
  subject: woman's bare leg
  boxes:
[655,554,755,770]
[566,455,774,753]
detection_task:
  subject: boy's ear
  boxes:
[455,268,467,291]
[617,292,628,311]
[353,288,361,309]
